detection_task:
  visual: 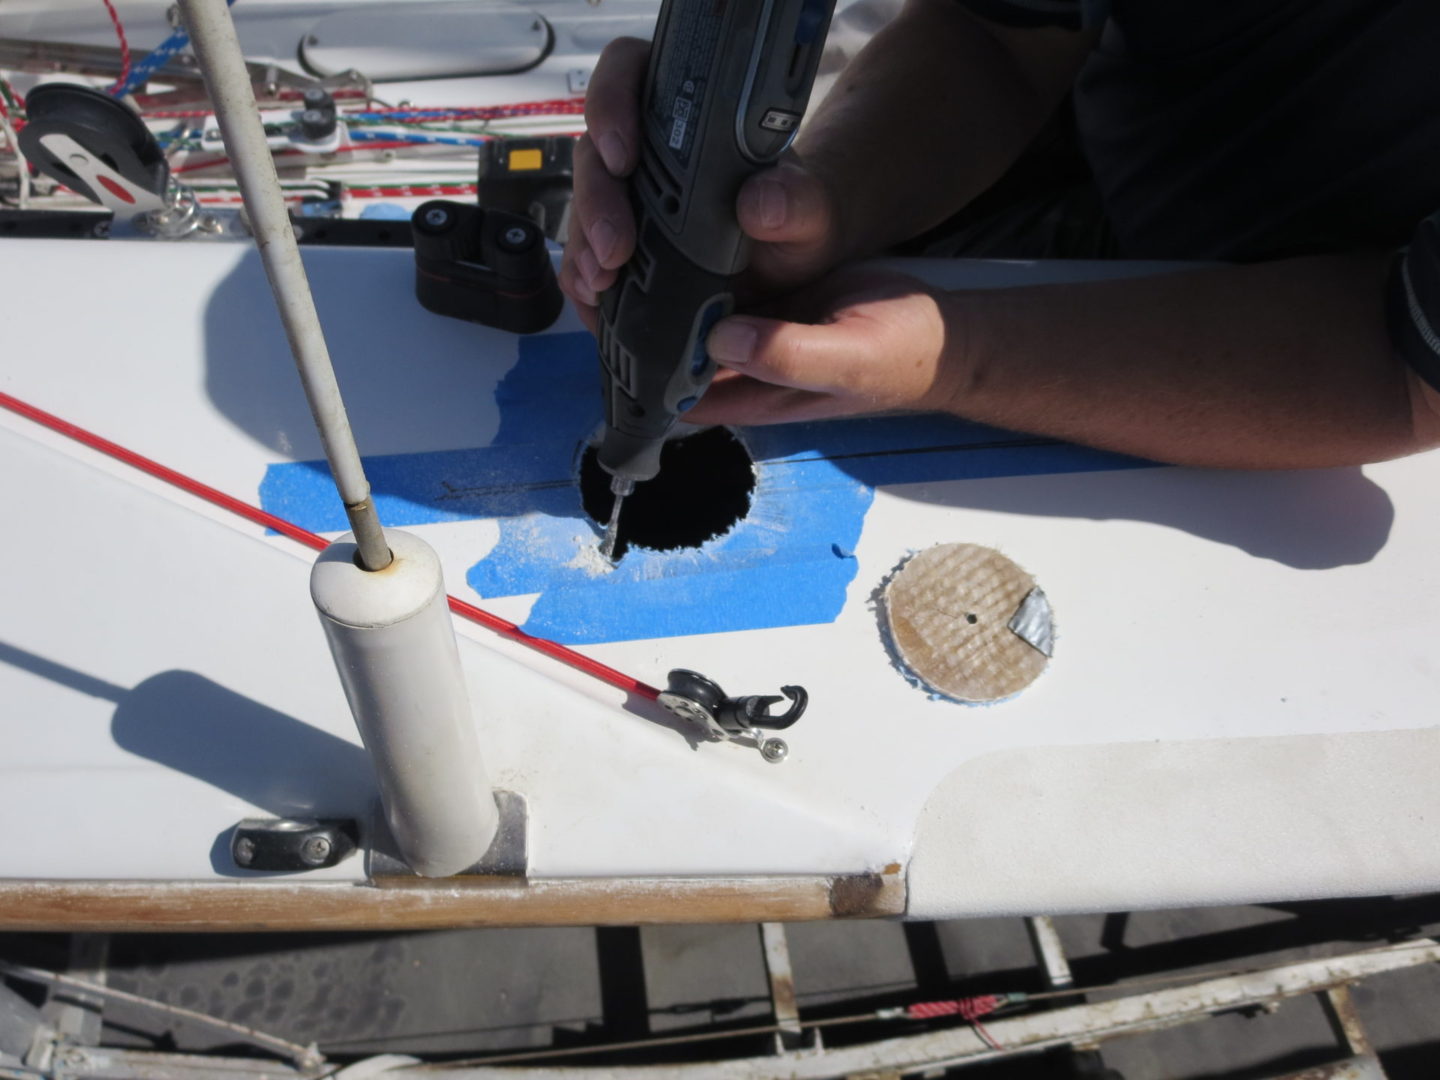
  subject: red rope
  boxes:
[0,389,660,701]
[0,77,26,128]
[906,996,1007,1052]
[358,99,584,121]
[141,99,585,121]
[101,0,132,97]
[170,140,460,176]
[343,183,478,199]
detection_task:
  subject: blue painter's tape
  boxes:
[260,331,1156,643]
[467,446,872,644]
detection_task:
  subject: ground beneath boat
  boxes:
[4,898,1440,1078]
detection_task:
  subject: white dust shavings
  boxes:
[566,535,617,577]
[276,429,293,455]
[739,497,791,538]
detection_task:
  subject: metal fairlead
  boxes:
[657,669,808,763]
[230,818,359,871]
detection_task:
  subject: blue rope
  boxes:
[111,0,237,99]
[348,110,480,122]
[348,128,489,148]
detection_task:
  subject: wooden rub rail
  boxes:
[0,872,907,931]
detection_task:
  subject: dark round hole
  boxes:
[966,613,978,624]
[579,427,754,561]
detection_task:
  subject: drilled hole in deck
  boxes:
[579,427,755,561]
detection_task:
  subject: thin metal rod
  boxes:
[176,0,389,570]
[599,475,632,561]
[0,961,323,1070]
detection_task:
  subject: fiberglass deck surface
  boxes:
[2,239,1439,917]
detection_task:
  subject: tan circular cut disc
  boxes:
[882,542,1049,703]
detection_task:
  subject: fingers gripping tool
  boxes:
[594,0,837,558]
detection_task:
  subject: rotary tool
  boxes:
[594,0,837,559]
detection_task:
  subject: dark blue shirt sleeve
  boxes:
[957,0,1108,31]
[1387,212,1440,393]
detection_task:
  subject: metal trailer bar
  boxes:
[4,935,1433,1080]
[403,940,1440,1079]
[0,962,323,1072]
[1264,1054,1386,1080]
[37,937,108,1051]
[758,924,804,1051]
[1025,915,1075,991]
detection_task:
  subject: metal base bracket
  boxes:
[366,791,528,885]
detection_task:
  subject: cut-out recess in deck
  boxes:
[260,333,1152,643]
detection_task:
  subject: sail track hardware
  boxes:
[657,669,808,763]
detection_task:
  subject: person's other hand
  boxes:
[559,37,847,332]
[685,271,963,426]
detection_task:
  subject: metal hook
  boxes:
[720,685,808,731]
[656,670,809,763]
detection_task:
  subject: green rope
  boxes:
[0,76,24,120]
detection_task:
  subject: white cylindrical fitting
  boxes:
[311,529,499,877]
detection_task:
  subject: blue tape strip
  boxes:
[260,332,1154,643]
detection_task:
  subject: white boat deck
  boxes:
[2,239,1437,927]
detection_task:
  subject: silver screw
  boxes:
[503,225,529,247]
[424,207,451,228]
[300,835,333,865]
[761,738,788,764]
[233,837,255,865]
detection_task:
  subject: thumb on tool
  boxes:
[694,276,956,424]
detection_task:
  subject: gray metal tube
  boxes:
[178,0,389,571]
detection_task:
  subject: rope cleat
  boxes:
[657,669,808,763]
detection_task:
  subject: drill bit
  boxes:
[599,475,635,562]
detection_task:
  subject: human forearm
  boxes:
[944,255,1439,468]
[696,255,1440,468]
[797,0,1094,260]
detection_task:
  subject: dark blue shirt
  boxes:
[960,0,1440,389]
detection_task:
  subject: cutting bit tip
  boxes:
[599,493,626,562]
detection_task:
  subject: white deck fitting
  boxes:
[1,239,1438,919]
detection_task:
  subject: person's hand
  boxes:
[559,38,848,332]
[685,271,964,425]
